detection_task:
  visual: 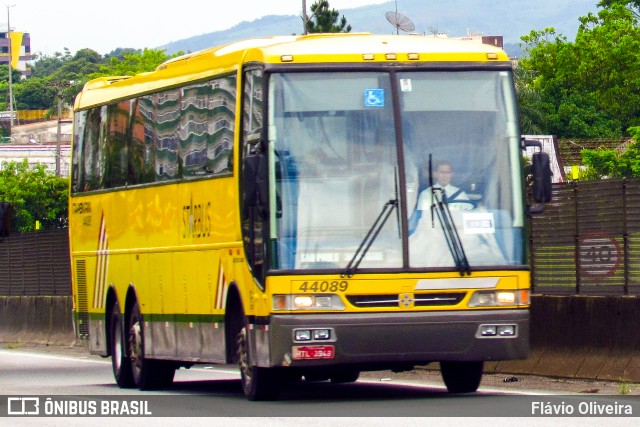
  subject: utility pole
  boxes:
[302,0,308,35]
[6,4,15,128]
[301,0,319,35]
[55,86,62,176]
[53,80,71,177]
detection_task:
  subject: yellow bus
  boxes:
[70,34,546,400]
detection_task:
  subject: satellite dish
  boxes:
[385,11,415,34]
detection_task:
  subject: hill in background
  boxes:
[159,0,598,58]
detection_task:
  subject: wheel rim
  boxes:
[129,317,143,380]
[112,318,122,372]
[237,327,252,390]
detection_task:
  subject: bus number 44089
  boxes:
[298,281,348,293]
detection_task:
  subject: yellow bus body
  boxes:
[70,34,528,398]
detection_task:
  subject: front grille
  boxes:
[75,259,90,337]
[346,292,466,308]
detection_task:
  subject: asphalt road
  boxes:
[1,344,639,426]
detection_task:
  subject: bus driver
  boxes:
[409,160,472,234]
[417,160,470,209]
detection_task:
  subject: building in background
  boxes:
[522,135,566,183]
[456,35,503,49]
[0,120,72,177]
[0,30,31,77]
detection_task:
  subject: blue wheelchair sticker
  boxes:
[364,89,385,107]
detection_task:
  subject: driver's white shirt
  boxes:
[417,184,469,211]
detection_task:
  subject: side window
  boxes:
[180,76,236,178]
[156,89,181,181]
[242,70,263,145]
[209,76,236,175]
[104,101,130,188]
[72,107,105,192]
[137,95,158,185]
[73,76,236,191]
[180,82,210,177]
[72,110,87,193]
[129,98,155,185]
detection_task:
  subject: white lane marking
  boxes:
[0,350,110,365]
[357,378,575,396]
[0,349,240,375]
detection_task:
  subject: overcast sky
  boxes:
[8,0,387,56]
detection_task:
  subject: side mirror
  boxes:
[531,151,552,203]
[0,202,12,239]
[242,144,269,218]
[523,138,553,204]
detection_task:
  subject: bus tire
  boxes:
[330,368,360,384]
[440,361,483,393]
[128,301,175,390]
[237,326,281,400]
[110,302,135,388]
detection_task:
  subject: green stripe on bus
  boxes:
[84,312,225,324]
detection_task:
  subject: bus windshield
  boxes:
[268,70,523,271]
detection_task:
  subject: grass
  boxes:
[3,342,23,350]
[618,382,632,395]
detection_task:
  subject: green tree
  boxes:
[581,126,640,179]
[514,64,547,134]
[519,5,640,138]
[13,48,177,113]
[12,78,57,110]
[104,48,141,61]
[0,160,69,232]
[305,1,352,33]
[29,50,74,79]
[598,0,640,18]
[101,48,175,76]
[51,48,103,84]
[0,65,26,111]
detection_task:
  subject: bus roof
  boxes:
[74,33,510,111]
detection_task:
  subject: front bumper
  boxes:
[252,309,529,368]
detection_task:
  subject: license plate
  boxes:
[292,345,335,360]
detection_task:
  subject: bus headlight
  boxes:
[273,294,346,311]
[468,290,529,307]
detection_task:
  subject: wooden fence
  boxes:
[530,178,640,295]
[0,229,71,296]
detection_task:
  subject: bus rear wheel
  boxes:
[128,301,175,390]
[440,361,483,393]
[237,326,281,400]
[110,302,134,388]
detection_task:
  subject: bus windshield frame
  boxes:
[266,68,524,274]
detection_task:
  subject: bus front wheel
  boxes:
[237,326,281,400]
[440,361,483,393]
[330,368,360,383]
[128,301,175,390]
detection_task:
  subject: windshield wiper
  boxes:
[428,155,471,276]
[343,170,399,278]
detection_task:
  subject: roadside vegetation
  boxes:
[0,159,67,231]
[517,0,640,178]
